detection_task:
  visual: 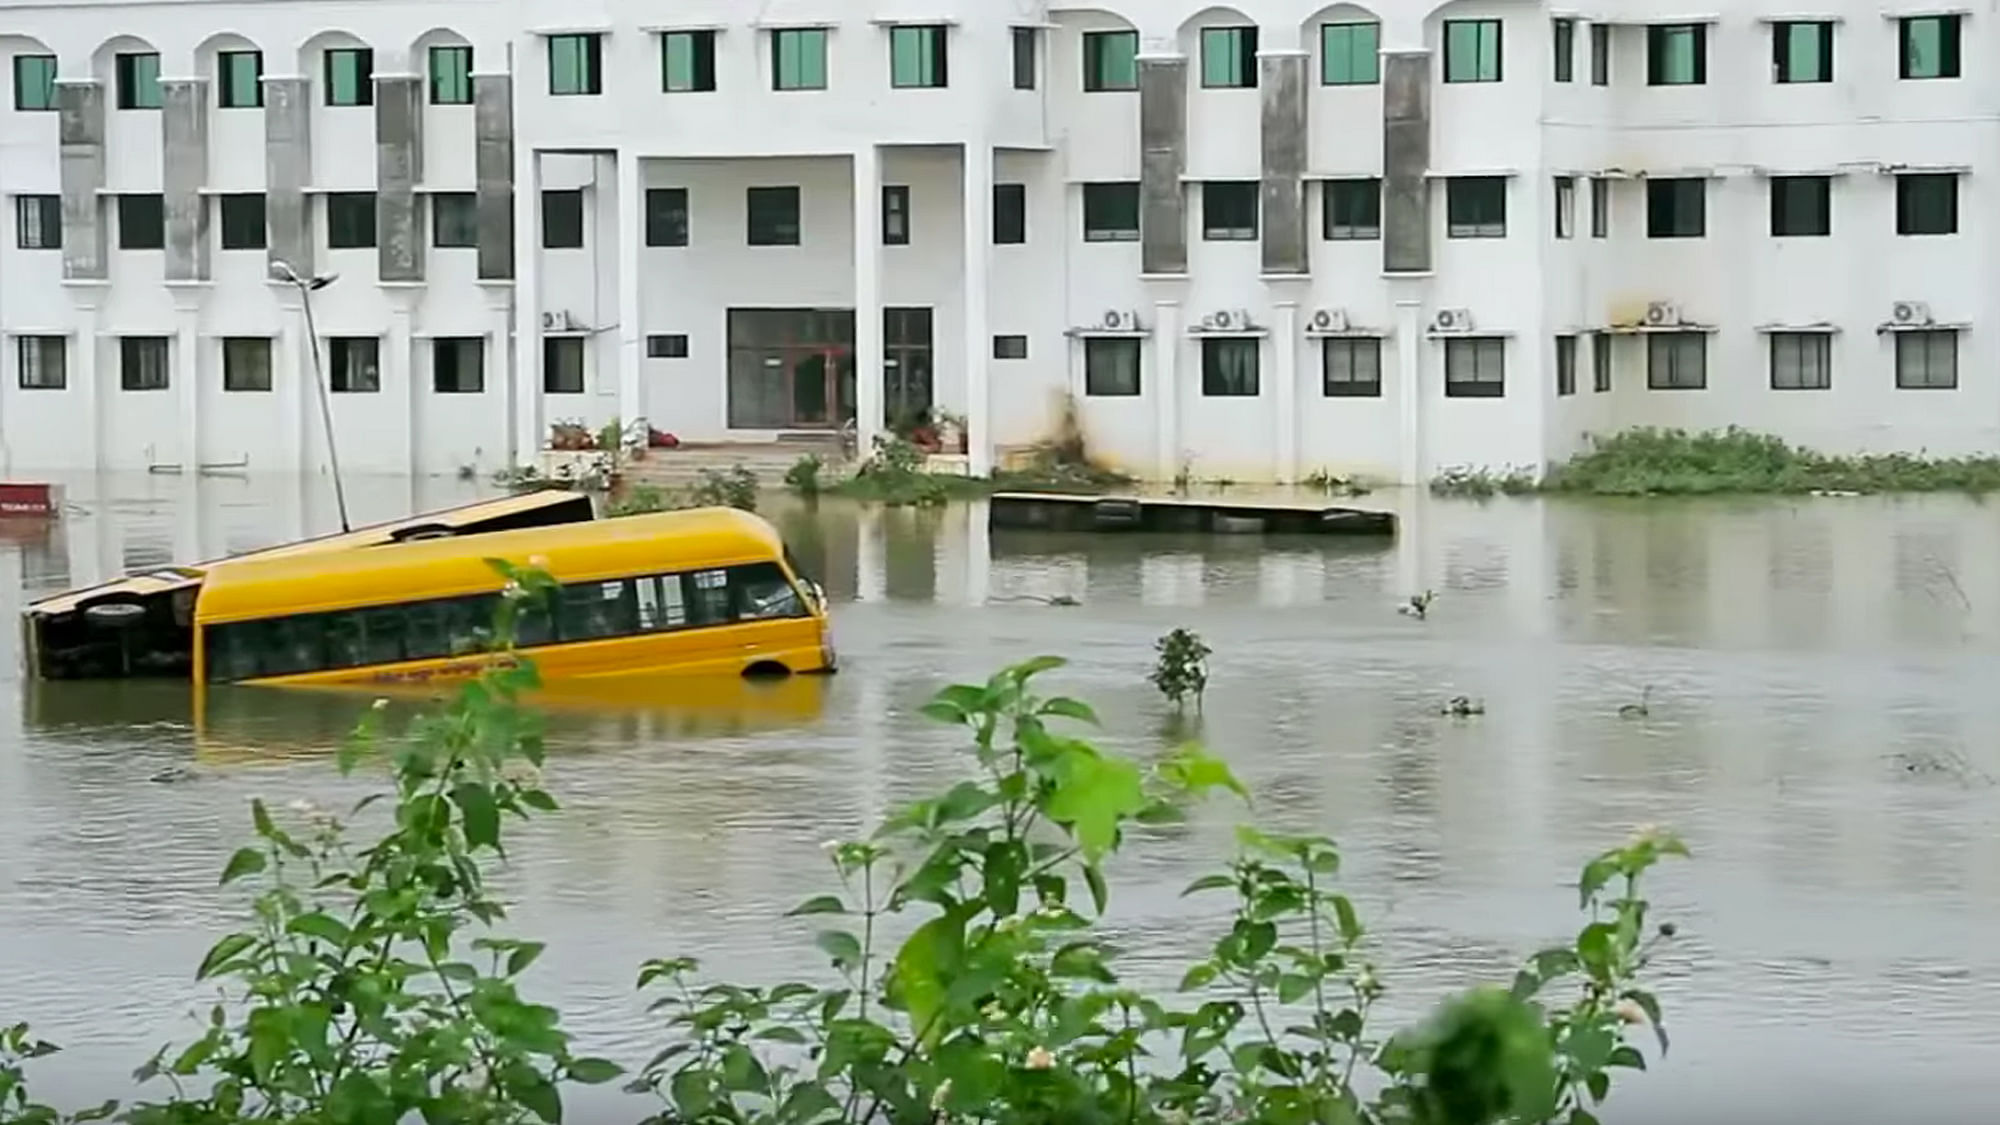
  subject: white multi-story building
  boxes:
[0,0,1992,483]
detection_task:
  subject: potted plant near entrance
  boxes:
[934,410,968,455]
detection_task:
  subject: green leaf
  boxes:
[195,933,256,981]
[1277,973,1315,1004]
[1622,987,1669,1055]
[514,1069,562,1123]
[1576,922,1617,982]
[755,1025,809,1044]
[1332,894,1363,945]
[1586,1070,1611,1103]
[1083,862,1109,915]
[984,841,1023,918]
[814,930,863,971]
[1606,1044,1647,1070]
[1039,696,1099,724]
[786,895,848,917]
[519,788,559,812]
[1009,655,1067,680]
[1045,750,1146,862]
[250,798,276,840]
[920,701,968,725]
[507,941,547,976]
[219,847,266,886]
[1159,745,1249,800]
[286,912,352,948]
[1179,963,1218,992]
[890,912,966,1047]
[1181,873,1235,897]
[567,1057,623,1085]
[453,782,501,852]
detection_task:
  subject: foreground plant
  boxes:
[1150,628,1212,714]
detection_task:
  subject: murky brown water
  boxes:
[4,473,1999,1122]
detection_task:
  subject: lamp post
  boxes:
[271,260,350,533]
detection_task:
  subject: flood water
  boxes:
[4,473,2000,1123]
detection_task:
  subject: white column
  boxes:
[855,503,886,602]
[962,141,993,475]
[1152,300,1180,481]
[68,285,106,470]
[272,286,308,474]
[965,497,991,606]
[853,146,883,455]
[615,151,644,429]
[385,293,416,475]
[512,149,542,458]
[1394,295,1424,485]
[169,286,202,470]
[479,281,514,469]
[1272,301,1299,483]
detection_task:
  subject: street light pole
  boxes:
[272,261,350,533]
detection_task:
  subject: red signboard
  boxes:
[0,482,61,517]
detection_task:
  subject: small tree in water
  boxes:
[1151,627,1212,712]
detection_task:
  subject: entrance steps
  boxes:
[623,436,849,487]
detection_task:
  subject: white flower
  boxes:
[1024,1046,1054,1070]
[371,697,390,711]
[1614,999,1646,1025]
[929,1080,952,1110]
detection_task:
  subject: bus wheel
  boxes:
[742,661,791,680]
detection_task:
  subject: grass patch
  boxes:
[809,436,1135,507]
[1430,465,1539,499]
[1544,427,2000,496]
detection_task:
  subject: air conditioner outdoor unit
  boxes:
[541,310,579,332]
[1892,300,1933,326]
[1310,308,1349,333]
[1644,301,1682,327]
[1101,308,1137,332]
[1204,310,1243,332]
[1433,308,1473,332]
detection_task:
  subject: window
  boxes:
[1082,182,1140,241]
[1645,178,1704,238]
[429,45,472,104]
[1646,24,1705,85]
[219,193,265,250]
[1201,26,1257,88]
[662,31,716,93]
[1012,27,1038,90]
[1770,176,1830,237]
[219,50,263,108]
[13,55,56,111]
[1553,18,1575,82]
[993,335,1028,360]
[16,195,58,249]
[328,337,380,393]
[881,185,909,245]
[327,192,376,249]
[542,188,584,248]
[222,337,272,392]
[1773,21,1832,83]
[1646,332,1706,389]
[1444,20,1502,83]
[431,193,476,248]
[1084,337,1139,395]
[883,307,934,425]
[1899,15,1960,80]
[548,34,603,95]
[890,25,948,88]
[773,28,828,90]
[1895,329,1957,389]
[1323,179,1380,239]
[1446,177,1507,238]
[1083,30,1139,91]
[544,336,585,393]
[1769,332,1831,390]
[1323,337,1381,397]
[116,52,162,109]
[645,187,688,247]
[993,183,1026,244]
[17,337,64,390]
[1589,23,1609,85]
[120,336,169,390]
[1591,331,1612,391]
[1202,181,1258,240]
[432,337,484,393]
[647,334,689,359]
[117,194,164,250]
[1896,174,1957,235]
[324,48,373,106]
[1201,338,1259,396]
[1589,176,1608,237]
[1554,176,1574,239]
[1555,334,1577,395]
[1444,337,1505,397]
[746,186,801,245]
[1322,21,1380,85]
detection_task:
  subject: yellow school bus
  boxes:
[192,506,835,688]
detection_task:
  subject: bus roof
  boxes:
[195,506,788,625]
[26,489,595,618]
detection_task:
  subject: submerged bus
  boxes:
[193,506,834,688]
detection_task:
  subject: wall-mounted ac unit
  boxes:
[1433,308,1474,332]
[1100,308,1138,332]
[1891,300,1933,326]
[1203,309,1252,332]
[541,310,581,332]
[1644,301,1683,327]
[1309,308,1348,333]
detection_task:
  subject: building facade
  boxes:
[0,0,1993,482]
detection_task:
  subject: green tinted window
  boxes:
[1321,22,1379,85]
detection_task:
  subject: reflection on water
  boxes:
[5,473,2000,1121]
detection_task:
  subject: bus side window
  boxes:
[324,612,367,669]
[513,597,557,647]
[261,615,327,676]
[557,579,637,642]
[359,607,407,665]
[635,574,689,632]
[206,623,257,682]
[404,600,450,660]
[731,562,805,620]
[444,596,495,656]
[687,569,732,626]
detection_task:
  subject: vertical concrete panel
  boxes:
[1382,52,1432,274]
[1259,54,1308,275]
[474,74,516,280]
[161,79,211,282]
[264,77,314,277]
[56,82,107,281]
[1138,58,1187,276]
[374,76,424,283]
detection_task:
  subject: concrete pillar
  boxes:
[56,81,107,281]
[480,282,517,464]
[264,76,314,280]
[373,75,425,284]
[853,145,884,453]
[160,79,210,283]
[1152,299,1181,480]
[965,497,991,606]
[1382,51,1432,275]
[169,285,204,469]
[473,73,517,281]
[1138,57,1188,276]
[1394,295,1424,484]
[855,504,885,602]
[1272,301,1299,481]
[385,290,417,474]
[962,141,993,475]
[615,151,643,427]
[512,150,542,456]
[1258,52,1309,275]
[272,284,309,473]
[68,287,106,467]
